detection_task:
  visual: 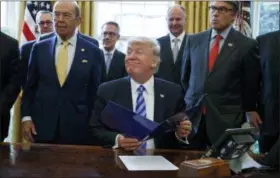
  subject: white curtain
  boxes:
[0,1,20,39]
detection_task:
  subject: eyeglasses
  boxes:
[101,32,118,37]
[38,21,53,26]
[54,12,75,20]
[209,6,233,14]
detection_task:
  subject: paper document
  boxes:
[119,156,179,171]
[240,153,262,169]
[228,152,262,173]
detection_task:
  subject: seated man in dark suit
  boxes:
[89,36,192,150]
[20,10,54,87]
[100,21,127,81]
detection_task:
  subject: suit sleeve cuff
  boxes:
[22,116,32,122]
[175,132,189,144]
[112,134,123,149]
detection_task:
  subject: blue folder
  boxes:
[100,94,206,141]
[100,101,161,141]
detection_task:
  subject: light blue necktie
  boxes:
[105,52,112,74]
[136,85,147,150]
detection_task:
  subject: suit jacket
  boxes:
[20,32,106,88]
[156,34,187,85]
[181,28,260,144]
[89,77,185,149]
[102,49,127,82]
[263,136,279,167]
[20,40,36,87]
[0,32,21,140]
[256,30,280,136]
[21,35,103,145]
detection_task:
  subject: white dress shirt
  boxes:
[22,32,78,122]
[209,25,232,53]
[102,48,115,62]
[114,76,155,149]
[169,32,185,50]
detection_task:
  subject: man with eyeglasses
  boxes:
[21,1,104,145]
[100,21,127,82]
[181,1,261,149]
[20,10,55,87]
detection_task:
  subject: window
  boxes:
[1,1,20,39]
[252,1,280,37]
[94,1,174,52]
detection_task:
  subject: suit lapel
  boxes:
[153,78,165,123]
[49,36,61,86]
[201,30,212,77]
[174,35,187,66]
[117,77,133,110]
[209,28,237,76]
[162,35,174,65]
[107,50,119,78]
[63,36,83,87]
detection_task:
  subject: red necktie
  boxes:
[202,34,222,115]
[208,34,222,72]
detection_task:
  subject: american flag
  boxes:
[21,1,52,44]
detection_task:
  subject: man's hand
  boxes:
[176,120,192,138]
[22,120,37,142]
[246,111,262,128]
[117,135,142,151]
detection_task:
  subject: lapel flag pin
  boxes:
[160,94,164,98]
[82,59,88,63]
[81,48,85,52]
[228,43,233,47]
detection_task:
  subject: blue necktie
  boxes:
[136,85,147,150]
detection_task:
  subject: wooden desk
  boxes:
[0,143,278,178]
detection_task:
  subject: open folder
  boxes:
[100,95,206,141]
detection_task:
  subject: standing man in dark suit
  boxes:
[21,1,103,145]
[100,21,126,82]
[20,11,54,87]
[89,37,192,150]
[181,1,261,149]
[156,5,187,85]
[0,32,21,141]
[256,30,280,153]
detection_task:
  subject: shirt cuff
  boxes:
[22,116,32,122]
[175,132,189,144]
[112,134,123,149]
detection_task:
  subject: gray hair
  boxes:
[53,1,81,18]
[127,36,161,73]
[36,10,53,24]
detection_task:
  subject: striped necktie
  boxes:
[136,85,147,149]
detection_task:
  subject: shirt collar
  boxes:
[102,48,116,56]
[131,75,154,95]
[57,30,78,47]
[211,25,232,40]
[169,31,185,42]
